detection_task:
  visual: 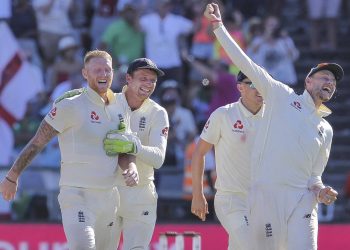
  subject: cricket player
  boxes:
[0,50,138,250]
[191,71,264,250]
[103,58,169,249]
[205,3,340,249]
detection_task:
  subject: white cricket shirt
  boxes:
[214,25,333,190]
[45,87,125,189]
[201,100,264,194]
[112,90,169,186]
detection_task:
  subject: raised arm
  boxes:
[0,120,58,201]
[204,3,284,98]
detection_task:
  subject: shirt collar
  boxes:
[302,90,332,117]
[86,86,115,105]
[238,98,265,118]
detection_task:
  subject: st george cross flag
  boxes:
[0,22,44,165]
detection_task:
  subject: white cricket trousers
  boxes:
[214,191,251,250]
[58,186,120,250]
[249,184,318,250]
[109,182,158,250]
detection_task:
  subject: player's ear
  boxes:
[82,68,87,79]
[237,83,243,93]
[125,73,132,84]
[305,76,312,89]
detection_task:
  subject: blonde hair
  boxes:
[84,50,112,65]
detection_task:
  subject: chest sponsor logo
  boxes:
[139,117,146,131]
[90,111,101,123]
[232,120,244,133]
[290,101,302,111]
[162,127,169,137]
[48,107,57,119]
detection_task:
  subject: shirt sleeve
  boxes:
[213,25,292,101]
[200,108,222,146]
[137,108,169,169]
[44,98,78,133]
[308,122,333,190]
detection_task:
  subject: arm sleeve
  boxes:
[137,108,169,169]
[213,25,292,100]
[200,108,222,145]
[44,98,77,133]
[308,124,333,190]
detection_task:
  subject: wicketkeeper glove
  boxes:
[103,129,141,156]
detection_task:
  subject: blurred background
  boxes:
[0,0,350,248]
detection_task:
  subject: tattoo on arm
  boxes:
[11,120,59,175]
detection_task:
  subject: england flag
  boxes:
[0,22,44,165]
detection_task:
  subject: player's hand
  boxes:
[104,131,140,155]
[122,162,139,187]
[191,193,209,221]
[204,3,222,22]
[318,186,338,205]
[0,176,18,201]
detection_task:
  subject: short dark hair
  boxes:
[127,58,164,77]
[237,71,248,82]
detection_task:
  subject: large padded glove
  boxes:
[104,130,141,156]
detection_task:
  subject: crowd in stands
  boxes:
[0,0,347,221]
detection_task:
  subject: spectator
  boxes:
[139,0,193,91]
[46,36,83,93]
[184,54,240,119]
[307,0,342,50]
[9,0,38,41]
[32,0,74,67]
[247,15,299,85]
[99,3,144,67]
[89,0,118,50]
[160,80,197,168]
[190,1,215,62]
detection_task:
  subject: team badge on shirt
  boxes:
[118,114,125,124]
[48,107,57,119]
[290,101,302,111]
[204,120,210,130]
[139,117,146,131]
[161,127,169,137]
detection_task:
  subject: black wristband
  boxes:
[5,176,17,184]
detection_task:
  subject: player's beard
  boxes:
[318,88,335,103]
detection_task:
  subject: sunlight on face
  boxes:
[307,70,336,104]
[127,69,158,100]
[83,57,113,96]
